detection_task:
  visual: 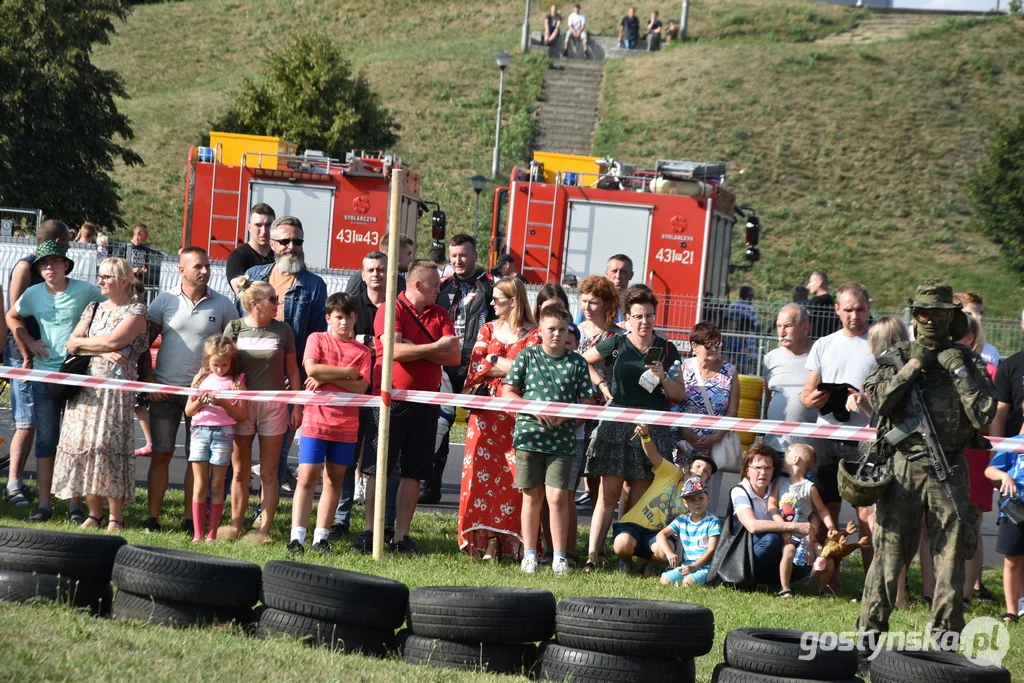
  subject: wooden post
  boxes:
[373,167,403,560]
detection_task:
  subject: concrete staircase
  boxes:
[532,59,604,156]
[816,11,949,44]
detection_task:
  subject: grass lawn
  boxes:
[0,486,1020,681]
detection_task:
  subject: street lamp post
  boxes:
[680,0,690,42]
[492,52,513,182]
[468,174,489,245]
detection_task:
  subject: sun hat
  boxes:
[32,240,74,275]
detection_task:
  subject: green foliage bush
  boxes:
[969,109,1024,285]
[208,30,398,158]
[0,0,142,229]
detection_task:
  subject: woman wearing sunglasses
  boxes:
[220,277,301,542]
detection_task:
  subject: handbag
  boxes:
[690,360,743,472]
[706,486,758,590]
[1001,495,1024,527]
[51,302,99,403]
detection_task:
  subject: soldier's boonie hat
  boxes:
[906,280,961,310]
[33,240,74,275]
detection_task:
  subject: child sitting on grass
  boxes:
[771,443,838,597]
[502,306,594,575]
[184,337,247,543]
[289,293,371,556]
[656,476,721,586]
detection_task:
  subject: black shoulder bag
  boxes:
[52,302,100,402]
[705,485,758,590]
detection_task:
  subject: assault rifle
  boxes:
[877,348,963,521]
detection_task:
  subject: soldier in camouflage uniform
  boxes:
[857,281,997,639]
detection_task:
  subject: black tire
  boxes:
[0,569,112,616]
[112,590,252,628]
[723,627,859,680]
[711,663,864,683]
[556,597,714,658]
[257,606,394,656]
[112,545,260,608]
[260,560,408,630]
[870,648,1011,683]
[0,526,127,581]
[398,629,536,676]
[408,586,556,643]
[537,642,695,683]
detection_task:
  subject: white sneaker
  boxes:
[354,475,367,505]
[552,557,570,575]
[520,555,538,574]
[1018,596,1024,614]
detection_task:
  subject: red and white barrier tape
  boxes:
[3,365,1021,452]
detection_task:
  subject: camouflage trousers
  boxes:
[859,450,970,635]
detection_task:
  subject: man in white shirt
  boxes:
[562,3,590,59]
[800,282,876,584]
[763,304,817,459]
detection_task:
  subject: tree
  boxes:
[209,31,399,158]
[968,110,1024,285]
[0,0,142,230]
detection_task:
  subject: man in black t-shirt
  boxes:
[806,270,839,339]
[617,7,640,49]
[125,223,164,289]
[543,4,562,46]
[992,350,1024,441]
[226,203,276,291]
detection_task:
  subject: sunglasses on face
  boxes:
[696,340,723,350]
[912,308,953,323]
[272,238,304,247]
[262,296,280,305]
[97,274,118,281]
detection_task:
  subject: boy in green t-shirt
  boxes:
[503,306,595,575]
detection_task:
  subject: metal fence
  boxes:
[0,208,43,238]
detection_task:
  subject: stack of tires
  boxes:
[258,561,408,656]
[537,598,714,682]
[736,375,765,449]
[870,648,1010,683]
[0,527,124,616]
[712,628,863,683]
[400,586,554,675]
[111,545,260,627]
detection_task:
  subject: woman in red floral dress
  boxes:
[457,277,539,560]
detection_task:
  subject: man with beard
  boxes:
[857,281,996,646]
[763,304,817,461]
[144,247,239,533]
[245,216,328,497]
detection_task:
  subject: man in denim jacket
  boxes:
[245,216,327,492]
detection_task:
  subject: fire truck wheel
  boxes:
[0,569,113,616]
[112,545,260,608]
[112,590,252,628]
[257,606,395,656]
[556,597,714,658]
[0,526,126,581]
[260,560,408,630]
[724,628,859,680]
[537,641,694,683]
[711,663,864,683]
[398,630,537,675]
[869,648,1010,683]
[407,586,555,643]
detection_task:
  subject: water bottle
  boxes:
[113,345,130,378]
[794,538,809,567]
[668,359,682,381]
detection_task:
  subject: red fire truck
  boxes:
[182,132,431,268]
[490,151,760,336]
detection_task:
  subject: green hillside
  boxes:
[91,0,1022,313]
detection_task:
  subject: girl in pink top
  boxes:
[184,337,247,543]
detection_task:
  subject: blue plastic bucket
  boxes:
[564,172,578,186]
[198,147,215,163]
